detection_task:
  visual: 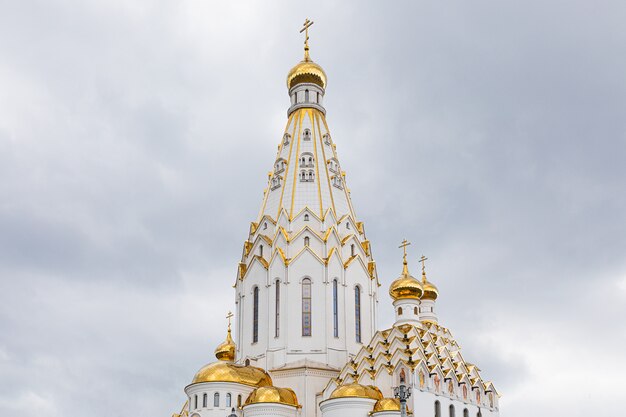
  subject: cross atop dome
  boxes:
[300,18,314,61]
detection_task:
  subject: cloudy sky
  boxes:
[1,1,625,416]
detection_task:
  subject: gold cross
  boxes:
[300,18,314,58]
[398,239,411,257]
[226,311,234,329]
[419,255,428,275]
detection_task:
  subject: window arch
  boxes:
[304,214,309,221]
[355,285,362,343]
[414,306,418,315]
[304,236,310,246]
[226,393,232,407]
[398,306,403,315]
[259,245,263,257]
[275,279,280,338]
[203,393,207,407]
[303,128,311,140]
[283,133,291,145]
[449,405,455,417]
[302,278,312,336]
[300,152,314,167]
[463,409,469,417]
[194,395,198,409]
[252,286,259,343]
[477,411,482,417]
[351,244,355,256]
[332,279,339,337]
[435,400,441,417]
[305,89,309,102]
[214,392,220,407]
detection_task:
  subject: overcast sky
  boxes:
[1,1,625,416]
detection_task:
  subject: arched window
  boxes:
[477,411,482,417]
[435,400,441,417]
[214,392,220,407]
[283,133,291,145]
[302,278,312,336]
[304,236,310,246]
[346,222,350,229]
[303,128,311,140]
[351,244,355,256]
[414,307,418,315]
[203,393,207,407]
[305,89,309,102]
[226,393,232,407]
[355,286,362,343]
[332,279,339,337]
[252,286,259,343]
[463,409,469,417]
[304,214,309,221]
[275,279,280,338]
[398,307,403,315]
[238,394,242,408]
[194,395,198,409]
[449,405,455,417]
[263,222,267,230]
[259,245,263,257]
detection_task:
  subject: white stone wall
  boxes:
[185,382,254,417]
[320,397,377,417]
[243,402,298,417]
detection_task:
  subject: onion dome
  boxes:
[191,316,273,387]
[389,253,423,301]
[421,272,439,301]
[191,362,273,387]
[329,383,383,400]
[245,386,299,407]
[214,322,236,361]
[373,398,401,413]
[286,57,327,90]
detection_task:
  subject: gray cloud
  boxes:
[1,1,625,416]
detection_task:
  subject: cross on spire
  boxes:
[300,18,314,60]
[419,255,428,277]
[398,239,411,275]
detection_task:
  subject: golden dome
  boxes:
[373,398,401,413]
[286,58,327,90]
[244,386,299,407]
[389,258,423,301]
[421,273,439,300]
[191,361,273,387]
[214,325,236,361]
[329,383,383,400]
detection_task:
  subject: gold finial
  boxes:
[419,255,428,279]
[300,18,314,61]
[398,239,411,275]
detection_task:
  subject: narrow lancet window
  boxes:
[302,278,312,336]
[275,279,280,338]
[355,286,362,343]
[214,392,220,407]
[252,286,259,343]
[333,279,339,337]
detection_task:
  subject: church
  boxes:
[173,21,500,417]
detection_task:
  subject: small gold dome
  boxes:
[286,58,327,90]
[192,362,273,387]
[421,274,439,301]
[214,326,236,361]
[329,383,383,400]
[373,398,401,413]
[245,386,299,407]
[389,258,423,301]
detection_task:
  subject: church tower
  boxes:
[233,20,379,416]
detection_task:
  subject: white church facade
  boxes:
[173,21,500,417]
